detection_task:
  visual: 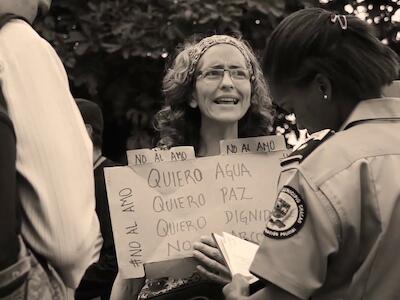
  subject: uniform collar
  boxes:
[340,97,400,131]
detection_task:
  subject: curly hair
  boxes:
[154,34,274,153]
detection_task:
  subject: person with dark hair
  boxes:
[0,0,102,298]
[75,98,120,300]
[75,98,106,162]
[111,34,274,300]
[223,7,400,300]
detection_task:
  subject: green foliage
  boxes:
[36,0,304,94]
[34,0,400,160]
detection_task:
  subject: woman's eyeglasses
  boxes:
[197,68,251,82]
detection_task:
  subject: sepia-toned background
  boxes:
[34,0,400,163]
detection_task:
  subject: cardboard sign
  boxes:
[105,136,288,278]
[127,146,196,166]
[220,135,287,155]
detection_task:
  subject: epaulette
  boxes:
[281,129,335,167]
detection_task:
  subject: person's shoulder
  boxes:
[0,19,51,59]
[282,129,363,185]
[297,126,385,185]
[0,19,37,41]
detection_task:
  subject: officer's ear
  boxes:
[314,73,332,102]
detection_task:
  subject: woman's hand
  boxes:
[110,272,145,300]
[223,274,250,300]
[192,235,231,285]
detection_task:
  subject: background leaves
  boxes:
[35,0,400,162]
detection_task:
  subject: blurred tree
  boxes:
[34,0,400,161]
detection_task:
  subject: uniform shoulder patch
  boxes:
[281,129,335,167]
[264,186,306,239]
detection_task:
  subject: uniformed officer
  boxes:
[223,8,400,300]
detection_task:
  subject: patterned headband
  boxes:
[330,14,348,30]
[186,35,254,80]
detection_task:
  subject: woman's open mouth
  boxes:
[213,98,239,104]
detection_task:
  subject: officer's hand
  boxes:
[193,235,231,285]
[223,274,249,300]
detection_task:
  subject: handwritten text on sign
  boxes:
[105,137,288,278]
[220,135,286,155]
[127,146,195,166]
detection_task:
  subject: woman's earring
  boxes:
[323,94,328,100]
[189,99,198,108]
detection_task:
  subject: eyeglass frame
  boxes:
[196,67,254,83]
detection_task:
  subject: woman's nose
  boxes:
[219,70,234,89]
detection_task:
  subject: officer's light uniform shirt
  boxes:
[0,19,102,289]
[250,97,400,299]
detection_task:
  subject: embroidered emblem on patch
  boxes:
[264,186,306,239]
